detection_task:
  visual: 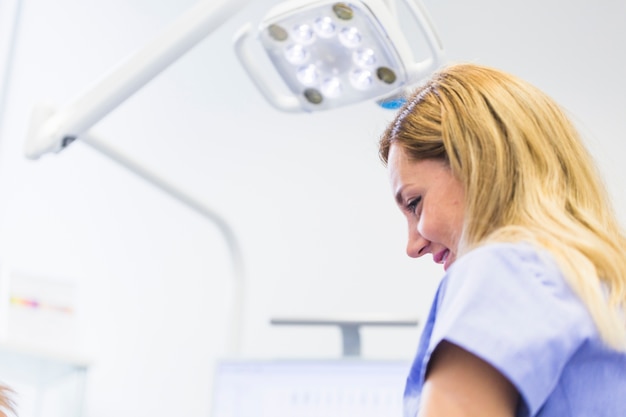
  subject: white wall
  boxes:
[0,0,624,416]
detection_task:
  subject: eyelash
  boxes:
[406,197,422,214]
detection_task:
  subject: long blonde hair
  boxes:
[379,63,626,350]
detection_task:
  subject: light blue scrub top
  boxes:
[404,242,626,417]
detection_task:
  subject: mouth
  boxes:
[433,249,449,265]
[434,249,454,271]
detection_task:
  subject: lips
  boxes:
[434,249,455,270]
[433,249,449,264]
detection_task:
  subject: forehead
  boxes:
[387,143,410,167]
[388,144,455,200]
[388,144,436,182]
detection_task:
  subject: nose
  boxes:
[406,225,430,258]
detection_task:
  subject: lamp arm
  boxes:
[25,0,252,159]
[82,132,246,357]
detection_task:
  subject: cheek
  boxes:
[450,199,466,233]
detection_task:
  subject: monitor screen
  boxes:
[211,358,410,417]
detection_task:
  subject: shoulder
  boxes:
[436,241,593,338]
[451,241,558,276]
[427,241,597,416]
[441,242,571,305]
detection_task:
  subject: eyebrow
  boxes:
[394,189,405,206]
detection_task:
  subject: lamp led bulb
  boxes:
[314,16,337,38]
[349,68,374,90]
[292,23,316,44]
[297,64,320,85]
[353,48,376,67]
[321,76,342,97]
[338,27,362,48]
[285,44,310,65]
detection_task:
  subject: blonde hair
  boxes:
[379,62,626,350]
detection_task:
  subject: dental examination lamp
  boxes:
[235,0,445,112]
[23,0,443,354]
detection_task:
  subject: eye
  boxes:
[406,196,422,215]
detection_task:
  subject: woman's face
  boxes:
[388,144,466,270]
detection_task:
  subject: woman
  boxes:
[378,63,626,416]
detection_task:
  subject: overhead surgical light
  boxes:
[234,0,445,112]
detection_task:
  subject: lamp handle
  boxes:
[233,23,302,113]
[401,0,446,81]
